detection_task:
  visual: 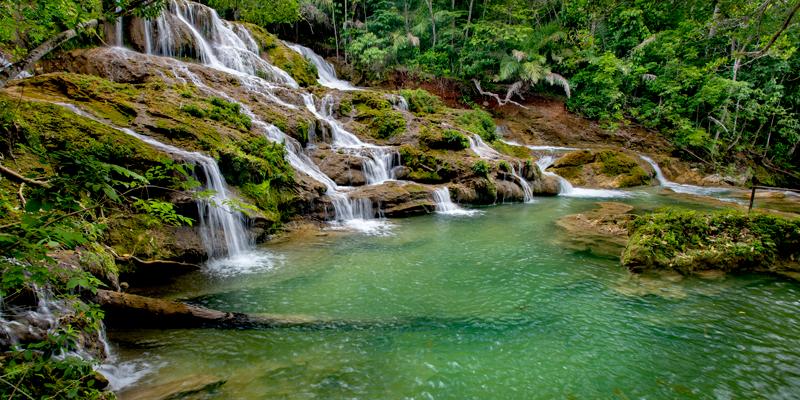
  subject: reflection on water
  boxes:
[114,196,800,399]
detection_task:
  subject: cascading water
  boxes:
[638,155,735,198]
[303,94,400,185]
[500,139,579,152]
[57,103,251,259]
[468,134,502,159]
[536,155,630,198]
[285,43,359,91]
[432,187,476,215]
[509,163,534,203]
[143,0,298,87]
[389,94,409,112]
[469,134,534,203]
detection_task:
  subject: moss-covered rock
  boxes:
[398,145,455,183]
[550,149,651,188]
[621,210,800,275]
[339,91,406,139]
[419,128,469,150]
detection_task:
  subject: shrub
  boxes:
[399,89,443,114]
[457,109,497,142]
[472,160,491,177]
[622,210,800,274]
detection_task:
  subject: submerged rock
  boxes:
[118,374,226,400]
[555,202,636,257]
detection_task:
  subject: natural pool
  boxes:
[111,194,800,399]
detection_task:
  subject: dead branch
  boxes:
[0,163,51,188]
[473,79,529,109]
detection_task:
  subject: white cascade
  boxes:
[57,103,250,259]
[389,94,409,112]
[143,0,298,87]
[303,94,400,185]
[500,139,578,152]
[536,155,630,198]
[468,134,502,159]
[638,155,734,197]
[432,187,476,215]
[285,42,359,91]
[509,163,534,203]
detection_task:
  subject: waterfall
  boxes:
[143,19,153,54]
[389,94,409,112]
[432,187,476,215]
[285,43,359,91]
[638,155,736,198]
[536,155,630,198]
[468,134,502,159]
[143,0,298,87]
[303,94,400,185]
[57,103,250,259]
[509,163,534,203]
[500,139,578,152]
[107,1,395,232]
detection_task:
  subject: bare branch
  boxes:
[0,163,51,188]
[473,79,529,109]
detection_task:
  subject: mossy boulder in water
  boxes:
[550,149,652,188]
[621,210,800,275]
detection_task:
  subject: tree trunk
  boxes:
[465,0,475,38]
[332,2,340,58]
[0,18,99,87]
[425,0,437,47]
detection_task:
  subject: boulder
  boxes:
[549,149,652,188]
[348,181,436,217]
[311,148,367,186]
[555,202,636,257]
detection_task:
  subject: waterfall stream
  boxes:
[432,187,476,215]
[285,43,360,91]
[469,134,534,203]
[57,103,251,259]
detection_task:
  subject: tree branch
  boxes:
[0,0,163,87]
[743,1,800,57]
[473,79,529,109]
[0,163,51,188]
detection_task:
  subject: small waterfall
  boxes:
[500,139,578,152]
[144,0,298,87]
[536,155,630,198]
[468,134,502,159]
[389,94,409,112]
[58,103,250,258]
[143,19,153,54]
[303,94,400,185]
[432,187,476,215]
[639,155,733,197]
[509,163,534,203]
[285,43,359,91]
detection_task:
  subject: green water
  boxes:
[112,196,800,399]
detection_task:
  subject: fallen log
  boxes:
[95,289,326,329]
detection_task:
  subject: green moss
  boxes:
[472,160,492,177]
[621,209,800,275]
[554,150,595,167]
[456,109,497,142]
[399,144,453,183]
[419,128,469,150]
[218,136,292,187]
[399,89,443,114]
[357,107,406,139]
[344,92,406,139]
[493,141,531,158]
[241,23,318,87]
